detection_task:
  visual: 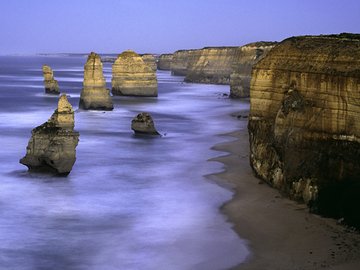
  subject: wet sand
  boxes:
[209,113,360,270]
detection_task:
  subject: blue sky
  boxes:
[0,0,359,54]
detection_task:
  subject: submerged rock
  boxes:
[248,33,360,228]
[79,52,113,110]
[20,94,79,175]
[112,50,158,97]
[42,65,60,94]
[131,112,160,135]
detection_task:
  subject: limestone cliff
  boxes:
[141,54,157,72]
[184,47,239,84]
[248,33,360,227]
[112,50,158,97]
[20,94,79,175]
[230,42,276,98]
[157,54,173,70]
[79,52,113,110]
[171,49,198,76]
[42,65,60,94]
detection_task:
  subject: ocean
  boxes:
[0,55,249,270]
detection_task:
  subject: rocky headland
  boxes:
[184,47,239,84]
[42,65,60,94]
[141,54,157,72]
[20,94,79,175]
[157,54,173,70]
[170,49,199,76]
[230,42,276,98]
[248,33,360,228]
[112,50,158,97]
[79,52,113,110]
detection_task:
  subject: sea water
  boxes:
[0,55,249,270]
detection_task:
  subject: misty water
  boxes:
[0,55,250,270]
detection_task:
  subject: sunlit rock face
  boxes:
[230,42,276,98]
[79,52,113,110]
[171,49,199,76]
[157,54,173,70]
[42,65,60,95]
[184,47,240,84]
[248,34,360,227]
[20,94,79,175]
[131,112,160,135]
[141,54,157,72]
[112,50,158,97]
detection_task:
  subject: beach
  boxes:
[210,111,360,270]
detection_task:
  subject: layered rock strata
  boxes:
[79,52,113,110]
[157,54,173,70]
[112,50,158,97]
[131,112,159,135]
[42,65,60,94]
[248,33,360,227]
[184,47,239,84]
[171,49,198,76]
[230,42,276,98]
[20,94,79,175]
[141,54,157,72]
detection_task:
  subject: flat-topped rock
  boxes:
[248,33,360,228]
[20,94,79,175]
[170,49,199,76]
[79,52,113,110]
[42,65,60,95]
[112,50,158,97]
[131,112,160,135]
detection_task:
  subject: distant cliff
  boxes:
[184,47,239,84]
[157,54,173,70]
[141,54,157,72]
[171,49,198,76]
[248,33,360,228]
[230,42,276,98]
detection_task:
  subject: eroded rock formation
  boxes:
[157,54,173,70]
[141,54,157,72]
[131,112,160,135]
[42,65,60,94]
[230,42,276,98]
[171,49,198,76]
[79,52,113,110]
[248,33,360,227]
[184,47,239,84]
[20,94,79,175]
[112,50,158,97]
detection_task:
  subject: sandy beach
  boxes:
[209,111,360,270]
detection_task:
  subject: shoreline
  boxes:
[209,116,360,270]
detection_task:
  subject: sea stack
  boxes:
[248,33,360,227]
[131,112,160,135]
[42,65,60,94]
[112,50,158,97]
[229,42,276,98]
[79,52,113,110]
[141,54,157,72]
[157,54,173,70]
[20,94,79,175]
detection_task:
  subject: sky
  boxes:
[0,0,359,54]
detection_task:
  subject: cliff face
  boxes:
[157,54,173,70]
[20,94,79,175]
[184,47,239,84]
[248,34,360,227]
[141,54,157,72]
[79,52,113,110]
[230,42,276,98]
[171,49,198,76]
[112,50,158,97]
[42,65,60,95]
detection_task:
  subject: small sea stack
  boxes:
[79,52,113,110]
[131,112,160,135]
[112,50,158,97]
[141,54,157,72]
[42,65,60,95]
[20,94,79,175]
